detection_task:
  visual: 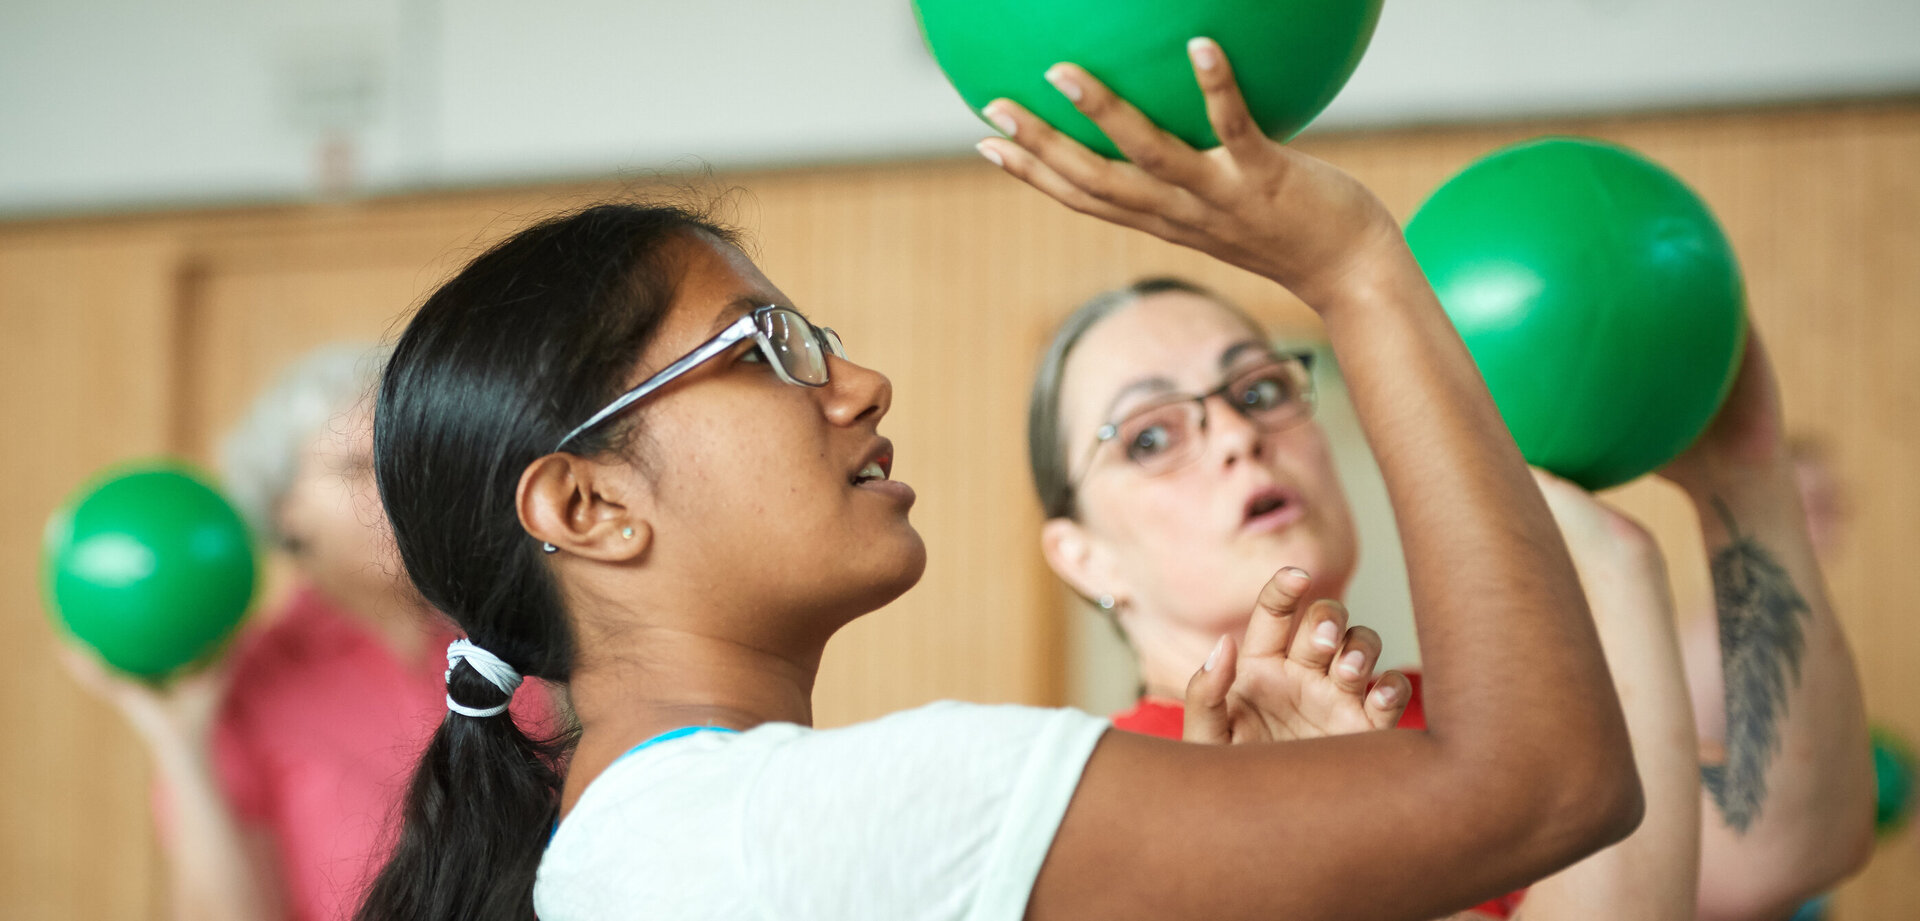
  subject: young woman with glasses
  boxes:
[1020,78,1874,921]
[354,42,1648,921]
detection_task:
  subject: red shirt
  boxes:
[1111,672,1526,919]
[165,588,548,921]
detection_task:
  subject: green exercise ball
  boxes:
[913,0,1383,159]
[1405,137,1747,491]
[1872,727,1916,835]
[42,463,256,679]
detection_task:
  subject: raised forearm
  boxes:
[1317,248,1631,781]
[1516,546,1701,920]
[1685,463,1874,919]
[149,737,284,921]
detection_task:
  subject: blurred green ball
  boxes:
[913,0,1383,159]
[43,463,256,679]
[1872,726,1916,834]
[1406,137,1747,491]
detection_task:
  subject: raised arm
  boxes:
[58,647,285,921]
[1514,471,1702,921]
[977,40,1641,921]
[1664,334,1875,920]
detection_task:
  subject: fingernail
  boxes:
[1373,684,1399,707]
[983,105,1017,137]
[1044,65,1083,103]
[1337,650,1365,677]
[1281,566,1309,583]
[1203,635,1227,672]
[1313,620,1340,649]
[1188,37,1220,71]
[975,142,1002,168]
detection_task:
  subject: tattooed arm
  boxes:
[1665,333,1875,921]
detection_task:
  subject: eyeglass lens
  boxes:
[1113,360,1312,474]
[759,308,838,385]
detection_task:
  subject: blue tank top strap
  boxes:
[617,724,740,761]
[548,725,743,847]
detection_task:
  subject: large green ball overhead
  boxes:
[43,463,256,679]
[1406,137,1748,491]
[912,0,1383,159]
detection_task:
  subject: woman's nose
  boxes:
[821,355,892,427]
[1203,394,1263,467]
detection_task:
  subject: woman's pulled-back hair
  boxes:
[1027,276,1223,521]
[357,202,736,921]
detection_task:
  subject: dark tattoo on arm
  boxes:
[1699,498,1812,832]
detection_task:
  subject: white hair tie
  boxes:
[445,638,523,718]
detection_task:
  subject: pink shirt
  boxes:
[196,588,549,921]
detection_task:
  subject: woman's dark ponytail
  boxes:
[356,202,736,921]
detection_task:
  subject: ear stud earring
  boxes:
[621,527,635,539]
[1097,594,1116,611]
[542,543,558,554]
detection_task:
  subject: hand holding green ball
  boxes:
[914,0,1383,158]
[1407,138,1748,490]
[43,464,256,680]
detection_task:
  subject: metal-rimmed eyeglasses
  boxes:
[1070,350,1317,490]
[554,305,845,452]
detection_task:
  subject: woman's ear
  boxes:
[1040,516,1126,607]
[517,454,652,562]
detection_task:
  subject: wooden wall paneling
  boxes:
[0,227,184,921]
[747,164,1087,725]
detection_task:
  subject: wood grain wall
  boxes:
[2,100,1914,919]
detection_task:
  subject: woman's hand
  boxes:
[1530,468,1661,579]
[59,643,231,756]
[975,38,1404,311]
[1182,568,1409,744]
[1660,327,1786,496]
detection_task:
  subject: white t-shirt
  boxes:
[534,702,1110,921]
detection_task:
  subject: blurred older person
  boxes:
[62,343,546,921]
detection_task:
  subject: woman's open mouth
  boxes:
[851,459,888,485]
[1241,485,1305,534]
[850,440,915,506]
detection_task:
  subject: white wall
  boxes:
[4,0,1917,216]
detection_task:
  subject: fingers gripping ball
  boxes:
[1405,137,1747,491]
[912,0,1383,159]
[43,463,256,679]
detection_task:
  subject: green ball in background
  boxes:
[42,463,256,679]
[1872,726,1916,835]
[913,0,1383,159]
[1405,137,1748,491]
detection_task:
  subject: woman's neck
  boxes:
[571,628,820,733]
[560,624,822,816]
[1129,618,1233,702]
[1126,587,1346,702]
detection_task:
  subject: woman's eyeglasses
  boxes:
[1071,351,1317,490]
[554,305,845,452]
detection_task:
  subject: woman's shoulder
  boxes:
[538,702,1110,921]
[839,700,1108,742]
[565,701,1106,815]
[545,702,1107,864]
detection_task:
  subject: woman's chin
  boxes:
[851,531,928,613]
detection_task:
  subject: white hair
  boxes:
[218,343,388,545]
